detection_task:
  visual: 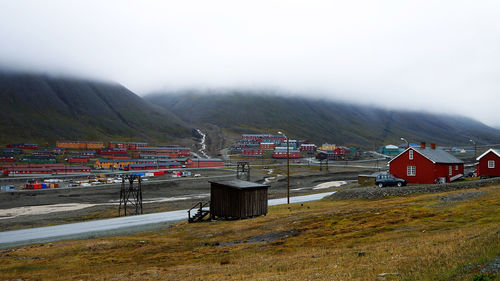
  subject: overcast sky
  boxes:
[1,0,499,126]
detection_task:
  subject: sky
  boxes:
[0,0,499,126]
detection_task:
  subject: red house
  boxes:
[300,144,317,152]
[242,149,263,156]
[0,155,15,162]
[66,156,90,163]
[476,148,500,178]
[185,158,223,168]
[389,143,464,184]
[260,143,276,150]
[108,141,148,150]
[272,149,301,159]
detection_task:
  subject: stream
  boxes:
[195,129,209,158]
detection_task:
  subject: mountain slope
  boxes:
[0,72,192,144]
[146,91,500,148]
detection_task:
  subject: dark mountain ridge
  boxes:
[146,90,500,149]
[0,72,192,145]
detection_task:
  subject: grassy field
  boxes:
[1,185,499,280]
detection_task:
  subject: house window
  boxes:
[407,166,416,176]
[488,160,495,169]
[449,166,452,176]
[409,150,413,160]
[455,165,458,171]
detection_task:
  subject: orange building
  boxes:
[57,141,104,150]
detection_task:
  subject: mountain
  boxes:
[0,72,192,145]
[146,91,500,150]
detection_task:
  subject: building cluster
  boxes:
[386,142,500,184]
[378,143,476,157]
[315,143,355,160]
[0,140,223,178]
[232,134,318,159]
[1,163,91,177]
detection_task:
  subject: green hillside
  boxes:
[0,73,192,145]
[146,91,500,148]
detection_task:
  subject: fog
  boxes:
[1,0,499,126]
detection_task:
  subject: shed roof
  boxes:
[209,179,269,190]
[476,148,500,161]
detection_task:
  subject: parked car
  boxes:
[375,173,407,187]
[465,170,476,178]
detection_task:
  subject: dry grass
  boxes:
[1,186,499,280]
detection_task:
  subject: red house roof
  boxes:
[476,148,500,161]
[389,147,464,164]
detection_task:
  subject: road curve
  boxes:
[0,192,335,248]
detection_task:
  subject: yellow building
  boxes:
[319,143,336,151]
[94,159,156,169]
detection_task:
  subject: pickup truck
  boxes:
[375,173,407,187]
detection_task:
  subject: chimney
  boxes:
[420,142,426,149]
[430,143,436,150]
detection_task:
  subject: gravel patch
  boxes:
[482,256,500,274]
[329,177,500,200]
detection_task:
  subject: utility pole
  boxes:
[401,137,409,149]
[470,139,477,161]
[278,131,290,204]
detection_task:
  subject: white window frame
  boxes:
[455,165,458,171]
[409,150,413,160]
[488,160,495,169]
[407,166,416,176]
[449,165,452,176]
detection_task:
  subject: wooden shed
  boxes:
[209,179,269,219]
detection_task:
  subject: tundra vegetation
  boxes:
[1,185,499,280]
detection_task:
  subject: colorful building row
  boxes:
[133,146,190,158]
[124,162,181,171]
[0,155,15,162]
[3,165,91,177]
[94,159,158,169]
[185,158,223,168]
[97,148,128,156]
[272,147,301,159]
[94,157,223,170]
[21,155,57,164]
[108,141,148,150]
[66,156,90,163]
[6,143,38,150]
[241,134,286,142]
[300,143,317,152]
[242,149,263,157]
[56,141,104,150]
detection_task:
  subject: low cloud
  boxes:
[1,0,499,126]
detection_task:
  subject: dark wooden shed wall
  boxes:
[210,184,268,219]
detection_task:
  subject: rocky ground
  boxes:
[329,177,500,200]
